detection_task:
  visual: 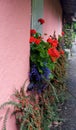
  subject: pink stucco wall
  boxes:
[0,0,31,130]
[0,0,63,129]
[43,0,62,39]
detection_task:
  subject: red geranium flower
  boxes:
[47,38,53,44]
[38,18,45,24]
[48,48,60,58]
[29,36,41,45]
[30,29,37,35]
[29,36,36,43]
[52,39,58,47]
[62,31,65,36]
[35,38,41,45]
[47,38,58,47]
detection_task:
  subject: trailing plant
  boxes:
[0,83,63,130]
[0,85,41,130]
[52,42,67,103]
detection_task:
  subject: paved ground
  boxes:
[60,53,76,130]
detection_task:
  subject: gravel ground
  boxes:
[60,53,76,130]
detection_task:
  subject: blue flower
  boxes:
[28,63,51,93]
[42,67,51,79]
[30,64,41,82]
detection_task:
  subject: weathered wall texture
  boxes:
[0,0,31,129]
[43,0,62,39]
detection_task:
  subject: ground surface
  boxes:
[60,52,76,130]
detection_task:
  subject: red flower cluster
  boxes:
[38,18,45,24]
[47,38,53,44]
[47,38,58,47]
[35,39,41,45]
[30,18,64,63]
[30,29,36,35]
[48,48,60,58]
[30,36,36,43]
[29,36,41,45]
[48,48,60,62]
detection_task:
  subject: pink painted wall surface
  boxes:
[0,0,31,130]
[43,0,62,39]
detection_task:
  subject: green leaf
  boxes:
[49,74,54,79]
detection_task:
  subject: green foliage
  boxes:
[73,22,76,31]
[63,24,73,49]
[30,34,55,73]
